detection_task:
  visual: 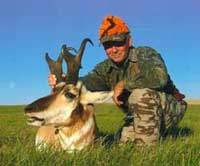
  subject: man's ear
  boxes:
[128,36,133,47]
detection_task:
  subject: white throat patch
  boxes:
[58,117,94,151]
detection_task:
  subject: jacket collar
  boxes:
[105,46,137,73]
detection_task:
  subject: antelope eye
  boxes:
[65,92,76,99]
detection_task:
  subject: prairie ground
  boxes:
[0,104,200,166]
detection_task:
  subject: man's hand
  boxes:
[48,73,66,89]
[112,80,125,106]
[48,74,57,89]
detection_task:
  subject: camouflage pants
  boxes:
[116,88,187,146]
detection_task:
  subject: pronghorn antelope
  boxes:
[24,38,113,151]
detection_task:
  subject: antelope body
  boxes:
[24,39,113,151]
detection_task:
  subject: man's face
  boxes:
[103,36,132,63]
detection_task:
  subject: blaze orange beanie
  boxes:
[99,15,130,42]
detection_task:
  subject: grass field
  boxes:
[0,104,200,166]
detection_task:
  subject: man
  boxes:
[48,15,187,146]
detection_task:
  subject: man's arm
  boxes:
[125,47,168,90]
[80,70,109,92]
[80,60,111,91]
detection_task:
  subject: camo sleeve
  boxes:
[125,47,168,90]
[80,60,110,91]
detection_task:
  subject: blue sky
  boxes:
[0,0,199,105]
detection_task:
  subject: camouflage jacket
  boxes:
[81,46,176,94]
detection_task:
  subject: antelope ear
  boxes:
[76,81,83,90]
[80,86,113,105]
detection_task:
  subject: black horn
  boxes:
[45,53,64,84]
[76,38,94,65]
[62,38,93,84]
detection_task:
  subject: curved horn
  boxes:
[61,45,75,61]
[67,47,77,53]
[61,39,93,85]
[61,45,79,84]
[76,38,93,64]
[45,53,63,83]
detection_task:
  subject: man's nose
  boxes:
[111,46,118,52]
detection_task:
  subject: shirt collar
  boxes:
[106,47,137,73]
[128,47,138,62]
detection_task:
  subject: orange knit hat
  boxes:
[99,15,130,43]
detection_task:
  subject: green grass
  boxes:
[0,104,200,166]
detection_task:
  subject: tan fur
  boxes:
[25,83,112,151]
[25,39,112,151]
[36,126,60,148]
[35,104,97,151]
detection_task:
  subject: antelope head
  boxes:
[24,38,113,127]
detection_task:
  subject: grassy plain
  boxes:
[0,104,200,166]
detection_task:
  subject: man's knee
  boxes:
[128,88,161,108]
[128,88,162,146]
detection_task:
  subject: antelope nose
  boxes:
[24,104,35,113]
